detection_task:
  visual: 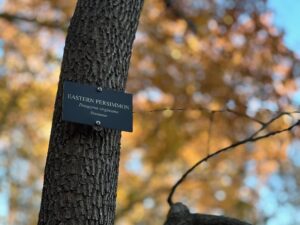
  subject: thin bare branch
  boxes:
[206,111,215,155]
[226,108,265,125]
[167,118,300,205]
[249,111,297,138]
[133,107,300,205]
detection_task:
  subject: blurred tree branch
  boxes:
[0,12,67,30]
[164,202,252,225]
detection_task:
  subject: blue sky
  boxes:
[268,0,300,54]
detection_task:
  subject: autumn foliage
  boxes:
[0,0,300,224]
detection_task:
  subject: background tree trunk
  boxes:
[38,1,144,224]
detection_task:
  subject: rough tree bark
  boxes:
[38,1,144,224]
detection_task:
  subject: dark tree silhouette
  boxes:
[164,202,252,225]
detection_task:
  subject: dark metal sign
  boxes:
[62,81,133,132]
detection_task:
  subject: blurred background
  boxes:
[0,0,300,224]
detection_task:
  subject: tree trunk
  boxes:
[38,1,143,224]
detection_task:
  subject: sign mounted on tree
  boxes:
[62,81,133,132]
